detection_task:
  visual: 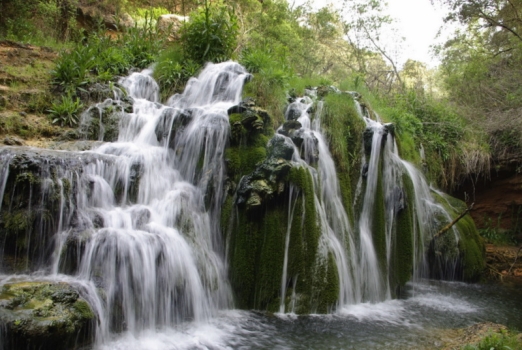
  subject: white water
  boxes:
[0,62,250,346]
[278,97,360,310]
[0,65,484,349]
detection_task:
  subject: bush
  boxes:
[118,14,164,69]
[0,0,79,44]
[180,1,238,64]
[153,46,201,100]
[52,45,95,93]
[51,13,166,94]
[48,94,84,127]
[241,48,292,127]
[461,329,522,350]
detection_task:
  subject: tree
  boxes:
[342,0,404,93]
[435,0,522,167]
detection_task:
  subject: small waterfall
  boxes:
[0,62,250,344]
[352,97,472,295]
[277,97,359,310]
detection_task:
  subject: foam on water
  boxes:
[337,300,409,325]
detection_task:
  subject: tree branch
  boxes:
[434,202,474,238]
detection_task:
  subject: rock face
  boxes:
[0,147,115,273]
[157,14,189,41]
[456,169,522,241]
[0,281,95,350]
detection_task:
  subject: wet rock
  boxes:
[131,208,151,229]
[281,120,302,133]
[155,108,193,149]
[228,102,271,145]
[0,281,95,350]
[79,97,133,142]
[388,186,405,213]
[77,5,134,31]
[235,137,293,211]
[285,103,303,121]
[227,98,257,115]
[267,135,294,160]
[49,140,105,151]
[383,123,395,138]
[363,124,393,156]
[79,82,122,104]
[0,147,115,273]
[362,163,369,178]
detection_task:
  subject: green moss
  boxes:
[228,165,329,313]
[315,253,340,313]
[225,146,266,181]
[390,174,415,292]
[431,192,485,281]
[73,300,95,320]
[372,159,387,278]
[456,214,485,281]
[395,133,421,166]
[321,93,365,224]
[2,211,33,235]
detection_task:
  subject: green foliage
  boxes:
[0,0,80,44]
[241,51,291,127]
[132,6,170,19]
[180,1,238,64]
[52,45,95,93]
[119,14,164,69]
[461,329,522,350]
[48,94,84,127]
[479,215,519,245]
[51,15,165,94]
[153,46,201,100]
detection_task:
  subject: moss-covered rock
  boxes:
[429,192,485,281]
[79,96,133,142]
[0,147,114,273]
[0,281,95,350]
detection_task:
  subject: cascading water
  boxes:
[275,97,359,312]
[0,62,250,346]
[0,63,491,350]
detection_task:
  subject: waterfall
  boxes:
[277,97,359,310]
[0,62,481,350]
[0,62,250,344]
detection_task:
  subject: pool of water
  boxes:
[95,280,522,350]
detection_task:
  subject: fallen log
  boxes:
[434,202,474,239]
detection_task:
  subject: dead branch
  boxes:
[434,203,474,239]
[508,246,522,274]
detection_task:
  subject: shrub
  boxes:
[118,13,164,69]
[180,1,238,64]
[153,46,201,100]
[48,94,84,127]
[52,45,95,93]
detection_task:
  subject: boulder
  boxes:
[157,14,189,41]
[0,281,95,350]
[77,6,134,31]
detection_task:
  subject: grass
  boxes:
[462,329,522,350]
